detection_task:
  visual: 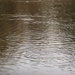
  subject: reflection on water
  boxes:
[0,0,75,75]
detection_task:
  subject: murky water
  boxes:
[0,0,75,75]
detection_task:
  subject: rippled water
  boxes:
[0,0,75,75]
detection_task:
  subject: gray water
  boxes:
[0,0,75,75]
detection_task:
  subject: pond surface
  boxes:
[0,0,75,75]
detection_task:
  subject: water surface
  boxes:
[0,0,75,75]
